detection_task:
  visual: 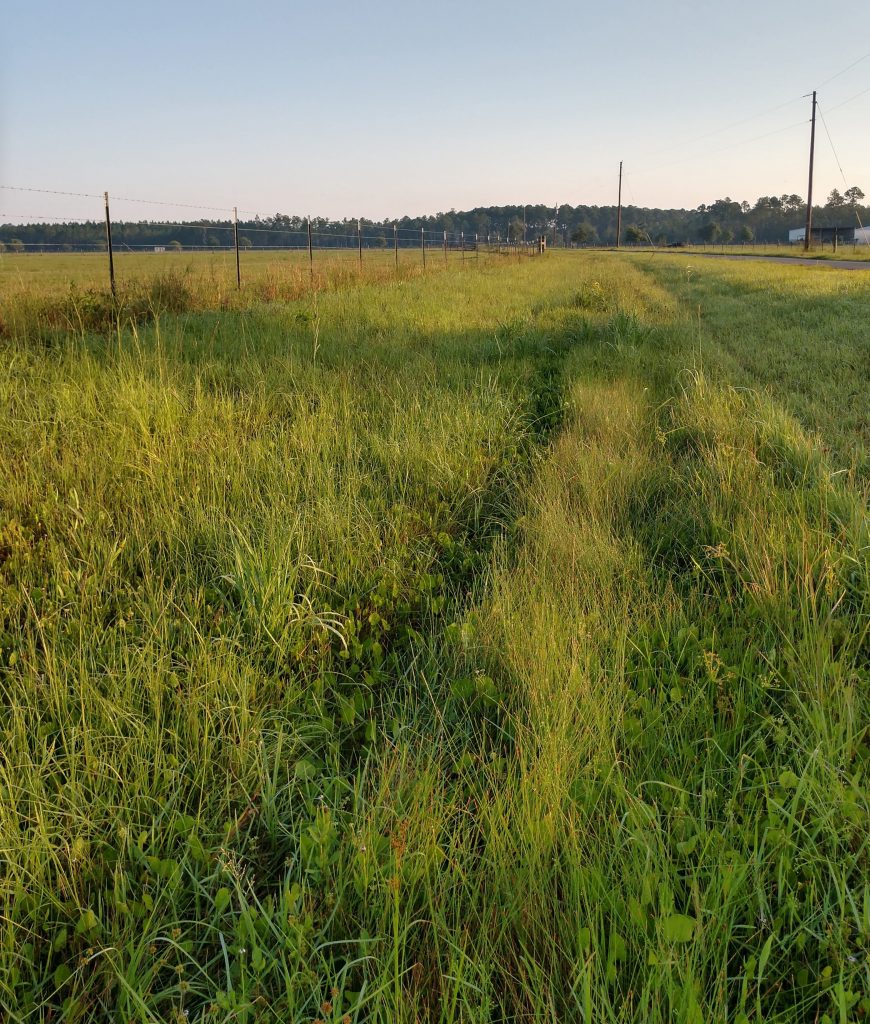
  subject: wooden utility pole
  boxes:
[104,191,116,299]
[616,161,623,249]
[804,91,817,252]
[233,206,241,288]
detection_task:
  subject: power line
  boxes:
[816,101,866,235]
[817,51,870,88]
[4,51,870,224]
[817,104,849,184]
[625,51,868,169]
[1,75,867,228]
[824,83,870,114]
[631,116,810,180]
[631,94,806,166]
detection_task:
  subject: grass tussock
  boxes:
[0,252,867,1021]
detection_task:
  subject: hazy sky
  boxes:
[2,0,869,223]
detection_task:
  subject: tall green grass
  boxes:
[0,253,867,1021]
[0,249,506,341]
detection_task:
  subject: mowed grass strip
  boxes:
[634,253,870,480]
[0,253,867,1022]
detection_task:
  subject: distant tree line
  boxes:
[1,187,866,251]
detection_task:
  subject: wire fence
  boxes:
[4,50,870,270]
[0,189,545,296]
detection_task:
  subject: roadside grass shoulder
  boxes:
[598,245,870,262]
[633,254,870,481]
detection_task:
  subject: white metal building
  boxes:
[789,226,869,244]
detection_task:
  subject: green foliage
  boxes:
[572,221,597,245]
[698,221,722,243]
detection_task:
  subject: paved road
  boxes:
[638,250,870,271]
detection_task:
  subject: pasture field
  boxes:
[0,252,868,1022]
[0,249,482,299]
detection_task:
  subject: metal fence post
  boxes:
[358,219,362,266]
[443,229,447,264]
[422,227,426,269]
[307,216,313,275]
[394,222,398,270]
[103,191,116,299]
[233,205,241,288]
